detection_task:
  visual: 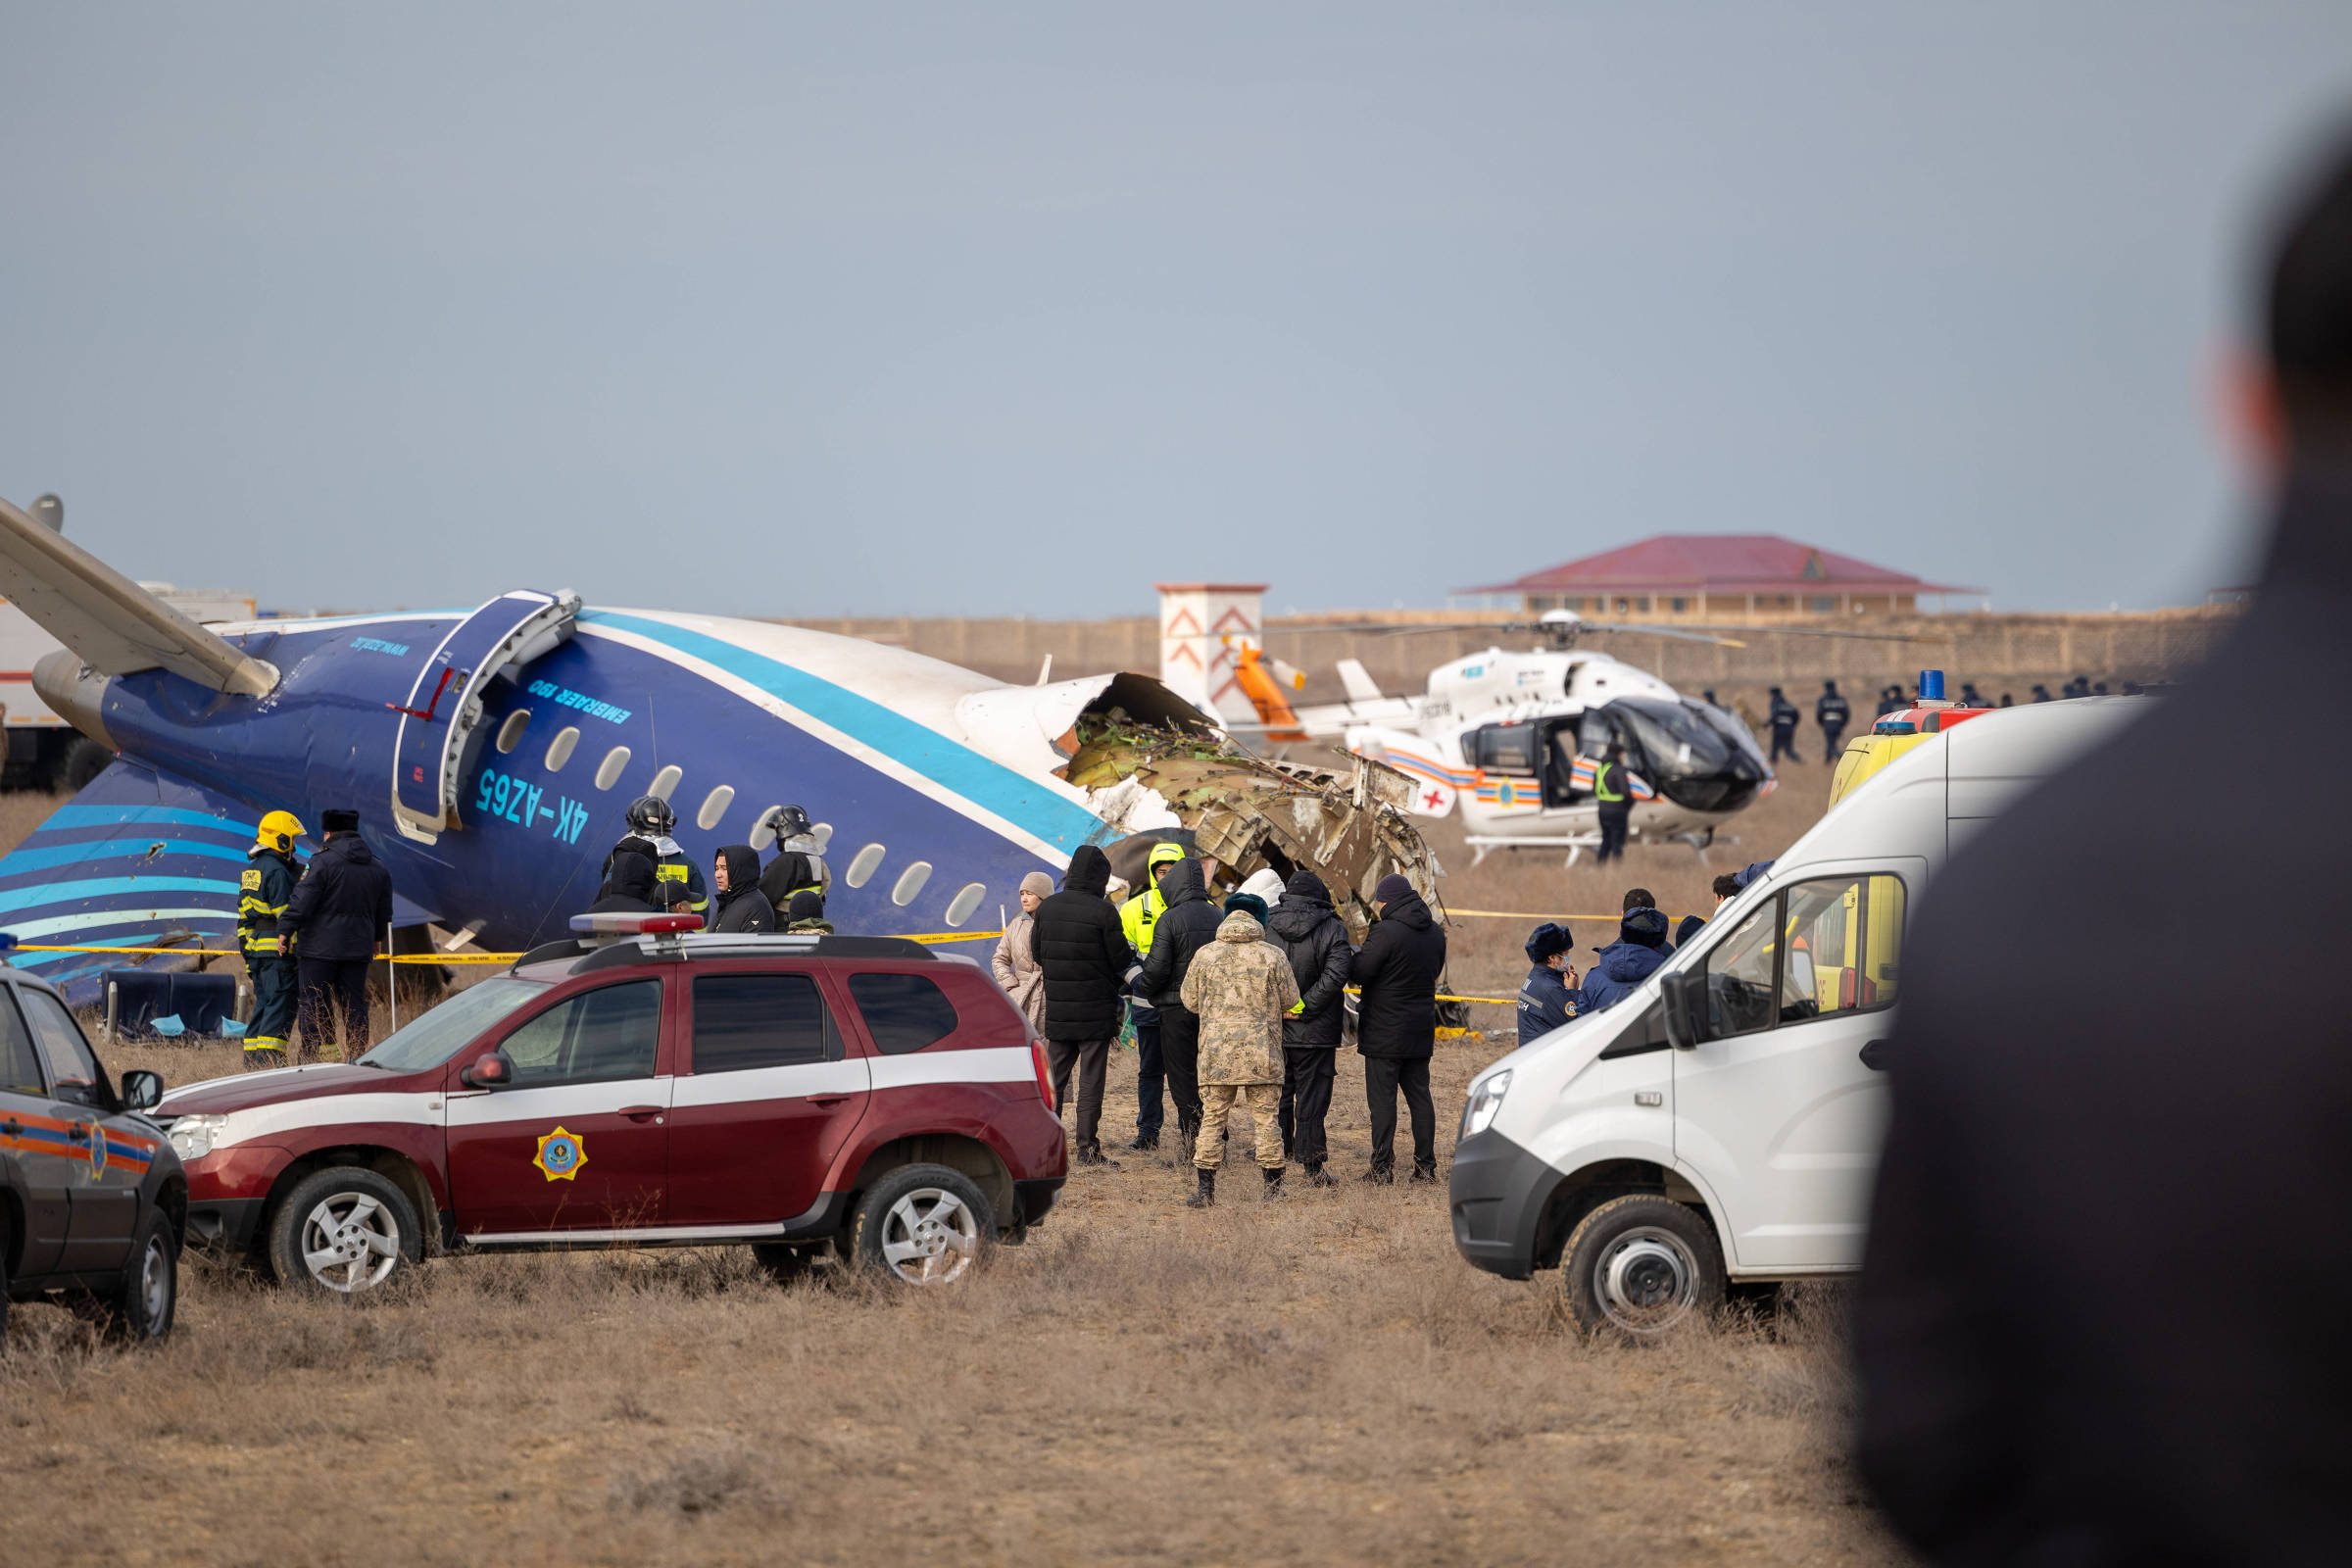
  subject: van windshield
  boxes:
[357,976,548,1072]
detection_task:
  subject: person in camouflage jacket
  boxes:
[1177,907,1299,1205]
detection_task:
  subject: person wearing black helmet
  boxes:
[758,804,829,910]
[601,795,706,916]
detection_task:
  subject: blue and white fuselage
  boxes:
[4,599,1212,1000]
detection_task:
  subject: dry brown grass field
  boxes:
[0,773,1908,1565]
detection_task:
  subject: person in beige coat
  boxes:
[991,870,1054,1032]
[1178,905,1300,1206]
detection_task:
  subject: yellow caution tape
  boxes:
[1445,907,1693,923]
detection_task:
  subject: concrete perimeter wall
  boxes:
[774,608,2240,707]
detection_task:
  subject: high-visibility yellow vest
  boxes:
[1593,762,1628,805]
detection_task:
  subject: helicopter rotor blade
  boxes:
[1581,621,1747,649]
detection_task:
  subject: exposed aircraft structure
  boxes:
[0,495,1436,1004]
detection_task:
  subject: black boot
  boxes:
[1126,1130,1159,1152]
[1303,1160,1335,1188]
[1360,1161,1395,1186]
[1262,1166,1285,1199]
[1409,1159,1439,1183]
[1185,1168,1214,1207]
[1075,1141,1120,1169]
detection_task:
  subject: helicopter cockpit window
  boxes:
[1468,722,1539,774]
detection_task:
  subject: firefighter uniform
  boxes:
[238,810,305,1069]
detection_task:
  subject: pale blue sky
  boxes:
[3,4,2347,618]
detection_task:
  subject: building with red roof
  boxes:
[1461,533,1984,620]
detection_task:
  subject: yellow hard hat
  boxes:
[257,810,305,853]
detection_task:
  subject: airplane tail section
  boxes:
[0,493,278,698]
[1338,659,1385,704]
[0,759,435,1007]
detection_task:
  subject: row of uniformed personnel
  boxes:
[589,796,833,934]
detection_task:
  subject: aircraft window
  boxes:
[494,710,530,755]
[544,726,581,772]
[844,843,887,889]
[750,804,785,852]
[594,745,632,791]
[811,822,834,853]
[943,882,986,927]
[1468,722,1539,774]
[696,785,734,832]
[891,860,933,906]
[648,764,682,802]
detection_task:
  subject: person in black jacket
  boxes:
[1030,844,1137,1165]
[710,845,776,933]
[587,851,659,914]
[281,808,394,1062]
[1136,857,1223,1159]
[1350,872,1446,1182]
[1816,679,1850,761]
[1854,133,2352,1565]
[1265,869,1351,1185]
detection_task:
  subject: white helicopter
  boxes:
[1241,608,1906,864]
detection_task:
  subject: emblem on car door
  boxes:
[533,1126,588,1182]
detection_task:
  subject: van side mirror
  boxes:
[460,1052,513,1089]
[121,1068,164,1110]
[1661,971,1705,1051]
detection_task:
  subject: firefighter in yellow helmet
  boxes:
[238,809,305,1069]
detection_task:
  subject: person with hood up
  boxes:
[1118,842,1189,1152]
[1237,866,1286,912]
[1178,903,1300,1205]
[601,795,708,915]
[1516,922,1579,1049]
[1350,872,1446,1182]
[1266,869,1352,1184]
[1136,857,1224,1160]
[588,850,660,914]
[282,808,395,1062]
[784,891,833,934]
[1032,844,1138,1165]
[1569,906,1671,1016]
[991,870,1054,1032]
[710,845,776,933]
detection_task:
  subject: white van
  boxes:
[1447,697,2145,1335]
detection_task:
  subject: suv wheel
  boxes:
[0,1209,12,1339]
[268,1167,419,1296]
[1560,1194,1725,1339]
[100,1209,179,1342]
[848,1165,994,1287]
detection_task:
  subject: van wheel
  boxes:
[1560,1194,1724,1339]
[848,1165,994,1287]
[0,1210,12,1339]
[268,1167,418,1297]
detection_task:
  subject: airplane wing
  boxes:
[0,493,279,696]
[0,759,438,1006]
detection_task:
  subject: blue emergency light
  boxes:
[1918,668,1946,702]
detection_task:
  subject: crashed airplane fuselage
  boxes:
[0,501,1435,1001]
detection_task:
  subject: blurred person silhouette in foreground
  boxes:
[1855,124,2352,1564]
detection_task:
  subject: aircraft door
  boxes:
[391,589,581,845]
[1672,863,1916,1271]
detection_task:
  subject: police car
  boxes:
[1,964,183,1340]
[156,914,1066,1295]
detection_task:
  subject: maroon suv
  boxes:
[158,930,1066,1293]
